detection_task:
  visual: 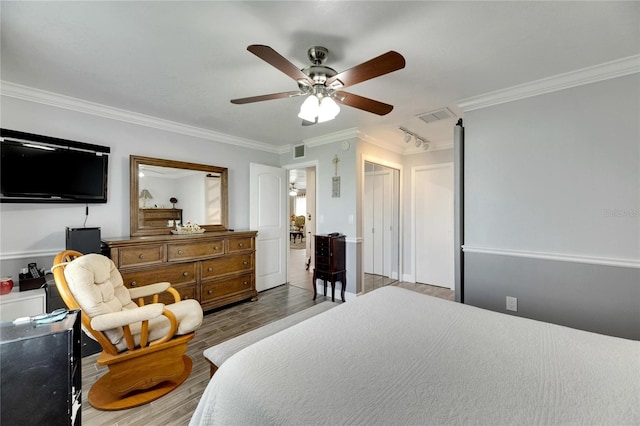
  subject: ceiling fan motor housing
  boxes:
[307,46,329,64]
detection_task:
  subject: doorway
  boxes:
[287,167,316,291]
[363,161,400,293]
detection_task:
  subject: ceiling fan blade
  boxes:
[247,45,313,85]
[231,91,303,104]
[336,91,394,116]
[326,51,405,89]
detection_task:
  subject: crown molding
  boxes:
[0,81,287,154]
[303,127,360,148]
[457,54,640,112]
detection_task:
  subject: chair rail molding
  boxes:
[462,245,640,269]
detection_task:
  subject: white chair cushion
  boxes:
[64,253,138,347]
[63,253,203,352]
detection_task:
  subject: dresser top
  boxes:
[103,230,257,246]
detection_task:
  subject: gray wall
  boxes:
[462,74,640,340]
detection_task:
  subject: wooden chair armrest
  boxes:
[149,308,179,346]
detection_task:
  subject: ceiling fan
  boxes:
[230,45,406,124]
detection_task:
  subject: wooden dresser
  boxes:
[102,231,257,312]
[139,208,183,227]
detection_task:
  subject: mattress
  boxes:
[190,286,640,425]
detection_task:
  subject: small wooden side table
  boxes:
[313,234,346,302]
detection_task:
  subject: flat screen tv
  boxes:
[1,129,110,203]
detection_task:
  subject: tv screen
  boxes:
[1,129,109,203]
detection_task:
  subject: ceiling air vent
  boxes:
[293,144,306,159]
[417,107,456,124]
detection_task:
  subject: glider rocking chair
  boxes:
[52,250,203,411]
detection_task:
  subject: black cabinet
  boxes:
[1,310,81,426]
[46,280,101,357]
[313,234,346,302]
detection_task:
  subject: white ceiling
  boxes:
[1,1,638,152]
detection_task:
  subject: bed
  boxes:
[190,286,640,425]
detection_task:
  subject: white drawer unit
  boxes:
[0,289,46,321]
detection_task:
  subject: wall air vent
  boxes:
[417,107,456,124]
[293,144,306,159]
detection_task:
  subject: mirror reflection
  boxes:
[138,165,222,225]
[130,156,228,236]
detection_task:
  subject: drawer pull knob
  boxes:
[139,254,145,259]
[238,243,244,247]
[183,296,189,300]
[130,281,137,287]
[208,267,213,272]
[208,290,213,295]
[243,281,249,286]
[214,246,220,251]
[178,250,183,255]
[243,261,248,265]
[183,272,189,277]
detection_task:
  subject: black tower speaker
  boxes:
[61,226,104,357]
[65,227,101,254]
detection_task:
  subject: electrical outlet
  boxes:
[506,296,518,312]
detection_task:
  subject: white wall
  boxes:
[0,95,280,278]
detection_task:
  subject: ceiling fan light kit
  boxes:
[231,45,405,124]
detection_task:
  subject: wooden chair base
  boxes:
[89,354,193,410]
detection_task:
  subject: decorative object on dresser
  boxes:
[139,188,153,208]
[313,233,346,302]
[102,231,258,312]
[51,250,204,411]
[1,309,81,425]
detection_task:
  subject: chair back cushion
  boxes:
[64,253,138,346]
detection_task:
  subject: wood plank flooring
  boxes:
[81,250,454,425]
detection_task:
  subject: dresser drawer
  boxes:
[201,254,253,279]
[315,257,330,269]
[227,237,253,253]
[201,273,253,302]
[118,244,164,268]
[167,240,224,261]
[121,263,197,289]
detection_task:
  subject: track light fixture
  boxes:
[403,129,412,143]
[399,127,430,151]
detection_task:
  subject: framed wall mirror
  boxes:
[130,155,228,236]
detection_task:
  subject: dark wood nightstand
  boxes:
[313,234,346,302]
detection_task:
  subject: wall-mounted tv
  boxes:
[1,129,110,203]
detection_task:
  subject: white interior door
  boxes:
[250,163,287,292]
[415,164,454,290]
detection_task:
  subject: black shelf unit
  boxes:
[0,310,82,426]
[313,234,346,302]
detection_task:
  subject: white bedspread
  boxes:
[190,286,640,425]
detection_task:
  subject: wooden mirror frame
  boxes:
[130,155,229,236]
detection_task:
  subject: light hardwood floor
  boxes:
[81,248,453,425]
